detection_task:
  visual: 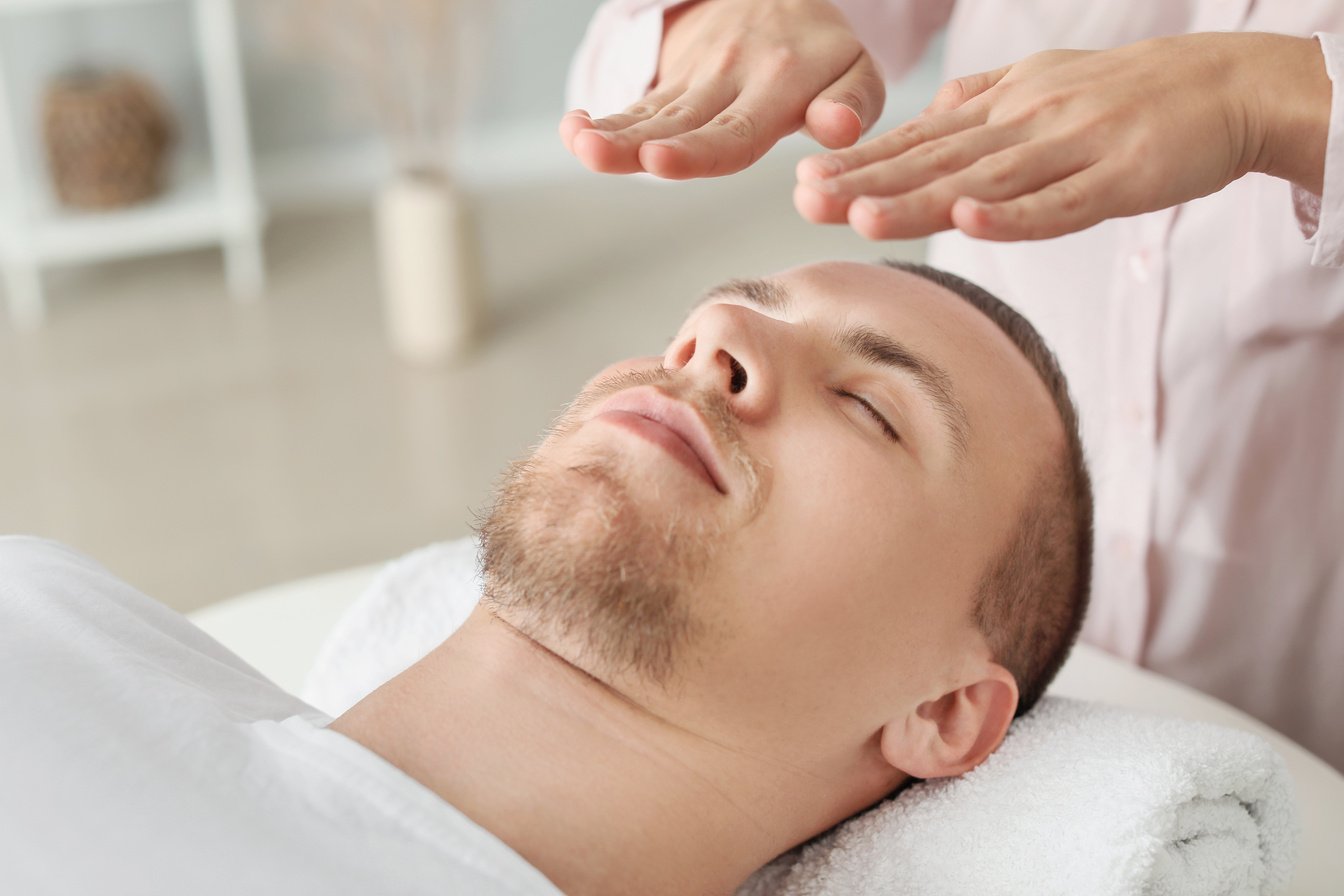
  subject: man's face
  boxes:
[482,261,1061,758]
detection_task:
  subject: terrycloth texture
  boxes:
[737,696,1300,896]
[304,540,1301,896]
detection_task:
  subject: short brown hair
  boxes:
[882,260,1094,718]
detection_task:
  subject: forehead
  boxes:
[769,262,1007,360]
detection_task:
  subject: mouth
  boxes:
[590,387,730,495]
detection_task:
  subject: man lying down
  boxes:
[0,260,1093,896]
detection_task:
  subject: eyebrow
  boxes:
[696,278,972,457]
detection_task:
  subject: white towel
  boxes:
[735,695,1300,896]
[304,540,1301,896]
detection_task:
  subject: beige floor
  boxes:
[0,152,924,613]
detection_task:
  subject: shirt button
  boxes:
[1128,250,1151,283]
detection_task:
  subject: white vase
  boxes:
[374,171,480,364]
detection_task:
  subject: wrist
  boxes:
[1241,33,1331,194]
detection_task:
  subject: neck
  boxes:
[330,607,887,896]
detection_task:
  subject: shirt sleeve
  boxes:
[1292,32,1344,267]
[565,0,681,117]
[566,0,954,118]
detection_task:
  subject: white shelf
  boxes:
[6,172,259,266]
[0,0,181,18]
[0,0,263,330]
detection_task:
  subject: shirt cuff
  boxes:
[565,0,694,117]
[1294,32,1344,267]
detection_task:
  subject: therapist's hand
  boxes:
[795,32,1331,241]
[560,0,886,179]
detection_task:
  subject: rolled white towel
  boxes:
[737,695,1299,896]
[304,540,1300,896]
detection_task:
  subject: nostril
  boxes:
[727,356,748,394]
[683,338,698,367]
[666,337,695,369]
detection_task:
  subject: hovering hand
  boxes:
[794,33,1330,241]
[560,0,886,179]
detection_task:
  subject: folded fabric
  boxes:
[304,540,1300,896]
[737,695,1299,896]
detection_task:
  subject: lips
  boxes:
[591,387,729,494]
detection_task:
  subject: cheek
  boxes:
[702,458,954,726]
[679,428,979,727]
[781,431,931,563]
[723,424,981,653]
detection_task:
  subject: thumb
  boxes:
[805,52,886,149]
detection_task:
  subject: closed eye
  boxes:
[836,389,900,442]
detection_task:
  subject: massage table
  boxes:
[190,565,1344,893]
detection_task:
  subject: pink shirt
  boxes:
[569,0,1344,770]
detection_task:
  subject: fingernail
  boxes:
[956,196,987,217]
[646,139,680,149]
[829,101,862,124]
[805,178,841,194]
[855,197,887,217]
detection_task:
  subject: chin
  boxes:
[478,451,717,686]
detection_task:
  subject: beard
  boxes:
[478,367,762,687]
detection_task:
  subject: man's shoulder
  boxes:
[0,535,125,628]
[0,535,166,639]
[0,536,306,721]
[0,534,103,578]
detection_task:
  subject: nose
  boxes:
[663,303,779,421]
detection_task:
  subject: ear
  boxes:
[878,663,1019,779]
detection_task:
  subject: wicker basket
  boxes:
[42,69,174,210]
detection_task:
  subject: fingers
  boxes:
[565,81,735,174]
[559,83,684,152]
[836,137,1093,240]
[794,124,1012,223]
[921,65,1011,116]
[804,51,886,149]
[645,51,886,178]
[794,107,981,184]
[949,163,1114,241]
[636,100,782,179]
[638,74,832,179]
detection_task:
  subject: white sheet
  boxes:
[0,537,562,896]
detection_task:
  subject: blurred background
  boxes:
[0,0,942,613]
